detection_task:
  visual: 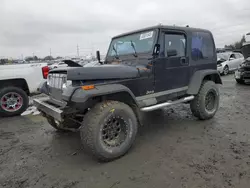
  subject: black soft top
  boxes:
[113,25,212,39]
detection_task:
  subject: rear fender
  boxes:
[187,70,222,95]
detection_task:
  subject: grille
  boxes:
[47,73,67,89]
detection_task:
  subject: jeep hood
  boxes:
[49,64,141,80]
[241,42,250,59]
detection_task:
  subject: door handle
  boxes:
[180,57,187,64]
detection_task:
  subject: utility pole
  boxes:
[77,44,80,57]
[49,48,52,60]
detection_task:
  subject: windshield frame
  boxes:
[105,29,158,60]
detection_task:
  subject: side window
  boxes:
[236,53,243,58]
[235,53,240,59]
[230,54,236,59]
[191,32,214,61]
[165,33,186,57]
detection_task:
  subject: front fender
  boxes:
[70,84,138,104]
[187,69,222,95]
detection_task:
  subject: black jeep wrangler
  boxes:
[235,42,250,84]
[34,25,222,161]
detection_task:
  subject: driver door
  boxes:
[154,31,189,93]
[228,53,238,70]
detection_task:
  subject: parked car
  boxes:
[34,25,222,162]
[235,42,250,84]
[0,63,49,117]
[49,61,68,69]
[217,52,244,75]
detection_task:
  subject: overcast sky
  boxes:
[1,0,250,58]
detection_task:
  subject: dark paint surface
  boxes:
[49,27,217,99]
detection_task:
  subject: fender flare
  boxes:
[70,84,138,105]
[187,69,222,95]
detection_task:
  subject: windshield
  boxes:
[107,30,156,57]
[217,53,230,60]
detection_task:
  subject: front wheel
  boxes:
[190,81,220,120]
[223,65,229,75]
[0,86,29,117]
[80,101,138,162]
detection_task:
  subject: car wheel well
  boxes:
[0,79,30,95]
[100,92,137,107]
[204,74,222,84]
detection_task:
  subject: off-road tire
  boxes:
[235,79,245,85]
[80,100,138,162]
[46,116,80,132]
[0,86,29,117]
[190,81,219,120]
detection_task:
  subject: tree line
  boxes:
[224,35,246,50]
[25,56,62,61]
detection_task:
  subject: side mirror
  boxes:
[152,44,160,56]
[96,50,101,63]
[229,57,235,61]
[167,49,177,57]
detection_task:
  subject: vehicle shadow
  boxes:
[46,104,213,164]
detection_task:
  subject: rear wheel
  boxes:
[190,81,219,120]
[0,86,29,117]
[80,101,138,162]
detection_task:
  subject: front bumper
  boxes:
[33,97,63,121]
[235,70,250,81]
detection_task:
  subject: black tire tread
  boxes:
[80,100,137,161]
[0,86,29,117]
[190,81,219,120]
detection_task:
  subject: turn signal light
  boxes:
[82,85,95,90]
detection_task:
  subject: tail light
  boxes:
[42,66,49,79]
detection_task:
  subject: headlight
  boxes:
[217,64,222,67]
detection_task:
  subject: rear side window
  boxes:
[191,32,214,61]
[236,53,243,58]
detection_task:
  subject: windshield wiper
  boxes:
[130,40,138,57]
[112,44,119,59]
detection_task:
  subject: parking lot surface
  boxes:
[1,74,250,188]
